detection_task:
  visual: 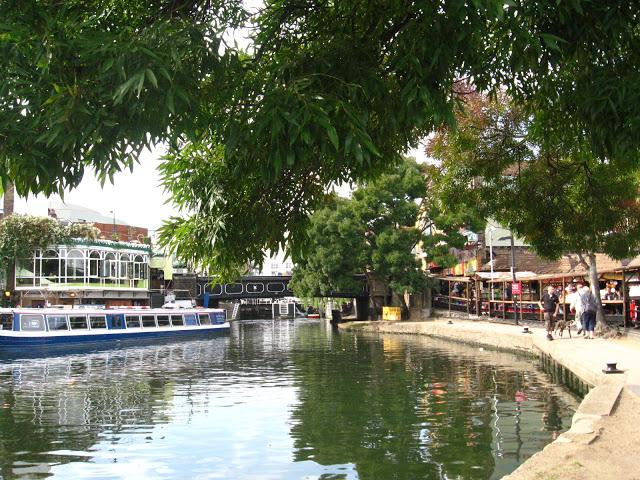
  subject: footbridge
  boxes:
[196,275,369,303]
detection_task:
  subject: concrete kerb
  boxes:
[338,316,640,479]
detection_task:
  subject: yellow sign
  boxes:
[382,306,402,321]
[452,258,477,276]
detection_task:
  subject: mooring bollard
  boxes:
[602,362,623,374]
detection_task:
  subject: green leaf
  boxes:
[101,57,114,73]
[540,33,567,52]
[354,143,364,164]
[327,126,339,151]
[166,90,175,113]
[145,68,158,88]
[135,72,145,96]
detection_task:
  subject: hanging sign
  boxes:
[512,282,522,295]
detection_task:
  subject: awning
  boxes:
[475,271,538,282]
[433,275,473,282]
[601,272,623,281]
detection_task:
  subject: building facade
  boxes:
[15,240,151,307]
[48,201,148,242]
[250,249,294,276]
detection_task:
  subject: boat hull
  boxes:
[0,307,230,357]
[0,324,230,348]
[0,329,230,360]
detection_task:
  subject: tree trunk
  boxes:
[402,292,411,319]
[2,181,15,296]
[5,260,15,297]
[2,181,15,217]
[381,282,389,307]
[364,272,375,320]
[391,290,411,319]
[586,252,607,333]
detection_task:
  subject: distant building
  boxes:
[250,250,294,276]
[48,201,148,243]
[15,239,151,308]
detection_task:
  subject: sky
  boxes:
[15,147,179,235]
[14,145,427,236]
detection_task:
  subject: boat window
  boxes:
[89,316,107,329]
[69,315,88,330]
[20,314,45,331]
[125,315,141,328]
[198,313,211,325]
[170,314,184,326]
[47,315,69,331]
[156,315,170,327]
[0,313,13,331]
[107,314,125,329]
[141,315,156,328]
[209,311,226,324]
[184,314,197,326]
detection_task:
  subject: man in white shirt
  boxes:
[570,283,585,336]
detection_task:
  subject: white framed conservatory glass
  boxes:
[15,244,150,290]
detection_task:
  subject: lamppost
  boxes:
[488,226,496,311]
[109,210,116,238]
[499,233,519,325]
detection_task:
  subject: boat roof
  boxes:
[0,307,224,315]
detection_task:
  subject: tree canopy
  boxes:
[290,159,429,309]
[287,197,368,299]
[429,91,640,260]
[429,91,640,327]
[1,0,241,194]
[289,158,478,312]
[2,1,639,273]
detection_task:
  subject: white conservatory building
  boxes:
[15,240,151,307]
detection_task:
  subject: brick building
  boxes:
[89,221,148,243]
[48,201,148,242]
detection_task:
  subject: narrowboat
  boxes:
[0,307,229,348]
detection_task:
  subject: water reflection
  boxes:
[288,329,580,480]
[0,320,579,479]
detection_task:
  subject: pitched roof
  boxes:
[49,201,130,226]
[480,248,638,277]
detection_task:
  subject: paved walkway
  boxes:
[339,317,640,480]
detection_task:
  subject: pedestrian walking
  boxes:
[570,282,586,336]
[581,283,597,339]
[539,285,560,341]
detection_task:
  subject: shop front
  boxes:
[435,266,637,329]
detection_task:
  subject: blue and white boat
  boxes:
[0,307,229,348]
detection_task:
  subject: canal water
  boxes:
[0,319,580,480]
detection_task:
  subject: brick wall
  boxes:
[93,222,148,242]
